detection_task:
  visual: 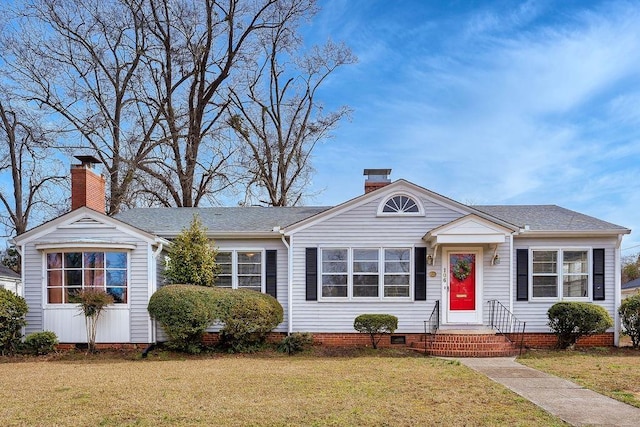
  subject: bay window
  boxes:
[46,251,128,304]
[320,247,412,300]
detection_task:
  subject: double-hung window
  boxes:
[531,249,589,300]
[215,250,263,292]
[46,251,128,304]
[320,247,411,300]
[321,249,348,297]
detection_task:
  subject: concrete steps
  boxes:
[408,332,520,357]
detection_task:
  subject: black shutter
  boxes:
[305,248,318,301]
[593,248,605,301]
[265,250,277,298]
[414,247,427,301]
[516,249,529,301]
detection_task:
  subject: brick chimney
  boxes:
[364,168,392,194]
[71,155,106,213]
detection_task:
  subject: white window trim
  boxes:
[376,192,425,217]
[528,247,592,302]
[42,249,131,307]
[215,249,265,292]
[318,246,414,302]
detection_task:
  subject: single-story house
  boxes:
[0,265,21,295]
[622,278,640,298]
[11,159,631,356]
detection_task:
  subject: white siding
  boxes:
[512,236,618,332]
[22,221,153,343]
[211,239,289,332]
[44,307,130,342]
[154,238,290,342]
[290,193,472,333]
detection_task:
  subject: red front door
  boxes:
[449,253,476,311]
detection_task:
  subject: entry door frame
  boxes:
[442,247,483,325]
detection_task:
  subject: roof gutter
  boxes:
[159,231,282,240]
[516,229,631,237]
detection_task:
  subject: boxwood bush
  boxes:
[148,284,222,353]
[0,288,28,356]
[23,331,58,355]
[354,314,398,349]
[547,302,613,349]
[148,285,283,353]
[217,289,283,353]
[619,293,640,349]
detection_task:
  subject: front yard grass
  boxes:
[0,348,565,426]
[518,347,640,408]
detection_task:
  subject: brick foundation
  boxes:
[56,343,149,351]
[507,332,614,349]
[53,332,616,353]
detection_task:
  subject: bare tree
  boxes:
[2,0,160,214]
[0,98,65,237]
[228,30,355,206]
[137,0,316,207]
[623,253,640,283]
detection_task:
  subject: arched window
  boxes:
[382,195,419,213]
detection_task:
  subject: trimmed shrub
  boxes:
[0,288,28,356]
[278,332,313,355]
[148,285,283,354]
[547,302,613,349]
[218,289,283,353]
[353,314,398,349]
[619,293,640,349]
[148,285,222,353]
[23,331,58,355]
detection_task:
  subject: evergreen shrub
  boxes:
[0,288,28,355]
[353,314,398,349]
[547,302,613,349]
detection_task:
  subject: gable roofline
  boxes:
[11,207,167,247]
[424,213,516,242]
[283,179,519,235]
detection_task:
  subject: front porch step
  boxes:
[408,333,520,357]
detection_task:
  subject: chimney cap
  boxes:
[74,155,101,166]
[363,168,391,176]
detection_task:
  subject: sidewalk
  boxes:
[456,357,640,426]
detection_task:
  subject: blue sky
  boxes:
[301,0,640,254]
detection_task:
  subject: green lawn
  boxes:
[518,347,640,408]
[0,349,565,426]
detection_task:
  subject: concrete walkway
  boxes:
[456,357,640,426]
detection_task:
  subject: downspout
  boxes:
[509,234,514,313]
[280,230,293,335]
[152,240,164,258]
[147,239,164,351]
[614,235,623,347]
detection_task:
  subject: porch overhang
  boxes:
[423,214,513,247]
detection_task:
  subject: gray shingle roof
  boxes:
[623,278,640,290]
[114,206,331,236]
[0,265,20,279]
[473,205,629,232]
[113,203,628,238]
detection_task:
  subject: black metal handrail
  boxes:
[422,300,440,354]
[487,299,526,354]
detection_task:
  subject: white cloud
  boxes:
[308,1,640,249]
